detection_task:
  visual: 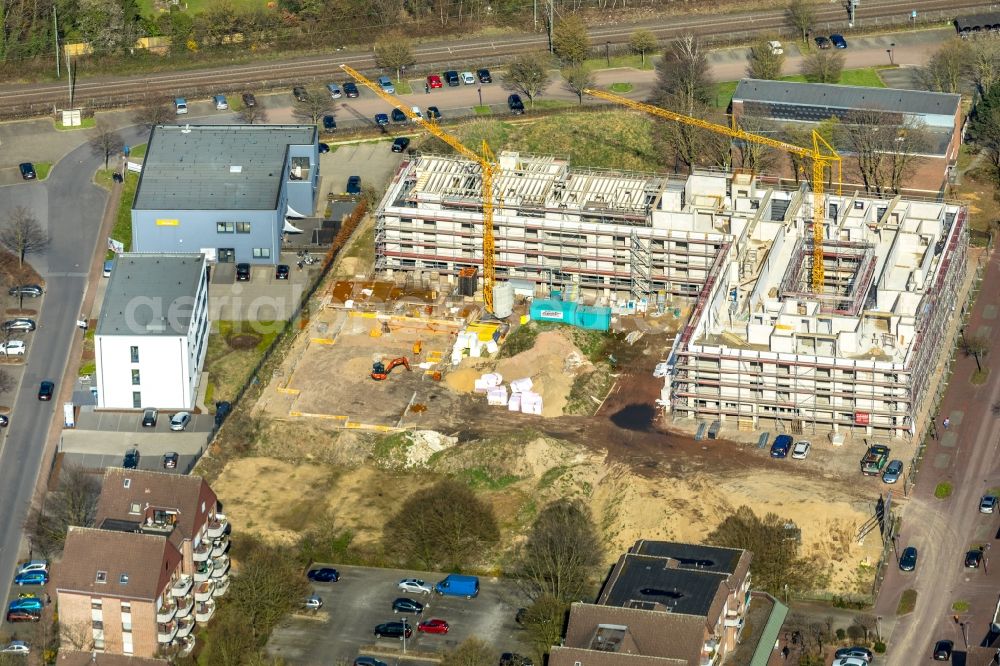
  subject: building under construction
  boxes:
[375,151,968,438]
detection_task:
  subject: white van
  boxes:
[411,106,423,122]
[174,98,188,114]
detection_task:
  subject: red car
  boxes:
[418,618,450,634]
[6,610,40,623]
[427,75,443,89]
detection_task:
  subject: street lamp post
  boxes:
[961,621,969,649]
[402,615,407,654]
[606,41,611,66]
[478,86,483,108]
[887,42,895,65]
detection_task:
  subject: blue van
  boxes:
[434,574,479,598]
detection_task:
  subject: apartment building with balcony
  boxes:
[55,470,230,659]
[548,540,753,666]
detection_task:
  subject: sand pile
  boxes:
[495,331,593,417]
[445,367,480,393]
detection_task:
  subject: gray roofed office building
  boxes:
[130,124,319,265]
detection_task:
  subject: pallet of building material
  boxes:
[508,393,522,411]
[480,372,503,387]
[487,386,509,406]
[738,418,755,432]
[520,391,543,415]
[510,377,533,394]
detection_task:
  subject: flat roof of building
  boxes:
[97,253,205,337]
[733,79,961,118]
[598,553,728,616]
[630,540,747,575]
[134,124,316,211]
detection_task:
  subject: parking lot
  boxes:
[267,565,532,665]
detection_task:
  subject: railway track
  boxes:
[0,0,993,117]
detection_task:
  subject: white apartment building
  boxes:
[95,253,210,410]
[377,153,968,439]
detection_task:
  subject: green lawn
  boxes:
[204,321,282,402]
[34,162,52,180]
[112,171,139,252]
[127,143,147,159]
[609,82,634,93]
[55,117,96,131]
[582,53,654,71]
[713,67,886,109]
[137,0,265,14]
[474,105,493,115]
[394,79,413,95]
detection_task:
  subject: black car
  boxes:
[355,658,387,666]
[319,143,330,154]
[307,567,340,582]
[933,640,954,661]
[899,546,918,571]
[162,452,179,469]
[214,401,232,427]
[508,94,525,114]
[123,448,140,469]
[242,92,256,107]
[477,68,492,83]
[830,33,848,49]
[392,598,424,614]
[374,621,412,638]
[375,113,390,127]
[835,646,873,662]
[37,381,54,401]
[392,137,410,153]
[276,264,290,280]
[426,106,441,120]
[323,115,336,131]
[814,35,831,49]
[965,549,983,568]
[347,176,362,195]
[19,163,36,180]
[344,82,360,98]
[0,415,9,428]
[293,86,308,102]
[391,108,407,123]
[8,285,43,298]
[500,654,533,666]
[515,607,527,625]
[236,263,251,281]
[443,70,460,86]
[142,408,157,427]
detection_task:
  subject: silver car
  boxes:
[170,411,191,431]
[980,495,998,514]
[882,459,904,484]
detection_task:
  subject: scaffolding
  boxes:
[778,239,878,316]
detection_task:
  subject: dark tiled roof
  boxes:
[56,527,181,601]
[732,79,961,118]
[549,646,687,666]
[563,603,706,665]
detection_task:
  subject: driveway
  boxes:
[267,565,531,665]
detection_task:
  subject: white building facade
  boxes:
[95,254,210,410]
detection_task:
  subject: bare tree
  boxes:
[787,0,816,41]
[293,86,333,125]
[440,638,495,666]
[133,98,173,130]
[502,52,551,109]
[520,596,569,663]
[802,49,844,83]
[0,370,16,394]
[519,499,603,602]
[238,102,270,125]
[841,110,929,195]
[0,206,49,268]
[966,39,1000,96]
[747,36,785,80]
[562,66,595,105]
[552,14,589,66]
[225,540,311,641]
[374,34,415,82]
[961,332,990,372]
[24,466,100,557]
[919,39,967,93]
[971,94,1000,187]
[629,29,657,68]
[735,114,780,173]
[90,121,123,170]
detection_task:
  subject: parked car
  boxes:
[213,94,228,110]
[174,98,188,114]
[8,284,42,298]
[276,264,290,280]
[5,610,39,623]
[434,574,479,598]
[830,33,848,48]
[18,162,36,180]
[9,599,42,613]
[344,82,360,98]
[426,106,442,120]
[832,658,867,666]
[392,598,424,614]
[507,94,525,114]
[834,646,873,662]
[377,76,395,94]
[214,401,232,427]
[323,115,337,132]
[461,71,476,84]
[0,340,26,356]
[770,434,792,458]
[347,176,362,195]
[410,106,423,121]
[242,92,256,107]
[965,549,983,568]
[375,113,390,126]
[0,416,8,428]
[392,137,411,153]
[882,459,904,484]
[103,259,114,277]
[327,83,343,98]
[236,263,251,281]
[17,561,47,575]
[374,621,412,638]
[0,641,29,654]
[427,74,443,89]
[814,36,831,49]
[170,411,191,431]
[293,86,309,102]
[354,658,387,666]
[319,142,330,154]
[418,618,450,634]
[162,452,179,469]
[307,568,340,582]
[791,441,810,459]
[444,70,460,86]
[142,408,158,427]
[3,318,36,332]
[303,595,323,610]
[980,495,998,513]
[933,640,953,660]
[477,68,492,83]
[123,448,140,469]
[13,572,47,586]
[398,578,433,594]
[767,40,784,55]
[391,108,407,123]
[37,381,53,401]
[899,546,918,571]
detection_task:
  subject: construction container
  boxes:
[529,298,577,323]
[493,282,515,318]
[458,267,478,296]
[576,305,612,331]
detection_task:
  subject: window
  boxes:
[252,248,271,258]
[236,222,251,234]
[129,502,141,515]
[131,369,140,385]
[119,573,129,585]
[217,221,235,233]
[122,632,133,654]
[129,346,139,363]
[91,599,103,610]
[132,391,141,409]
[92,620,104,630]
[121,602,131,611]
[95,571,108,584]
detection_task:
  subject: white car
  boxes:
[17,560,48,575]
[832,658,867,666]
[303,595,323,610]
[0,340,25,356]
[398,578,432,595]
[1,641,29,654]
[461,71,476,85]
[767,40,784,55]
[170,411,192,431]
[791,440,810,459]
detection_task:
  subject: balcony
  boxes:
[212,574,231,598]
[171,634,196,659]
[206,514,228,539]
[193,542,211,563]
[176,615,195,638]
[194,560,214,583]
[211,536,230,558]
[725,614,744,629]
[210,555,230,578]
[194,581,216,602]
[156,598,177,623]
[194,599,216,623]
[157,621,178,643]
[175,594,194,619]
[170,575,193,598]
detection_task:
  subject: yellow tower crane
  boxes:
[583,88,842,293]
[340,64,498,313]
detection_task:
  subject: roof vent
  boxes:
[181,124,191,134]
[230,165,243,173]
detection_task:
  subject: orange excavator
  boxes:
[371,357,412,381]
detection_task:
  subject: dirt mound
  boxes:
[445,367,480,393]
[227,334,261,350]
